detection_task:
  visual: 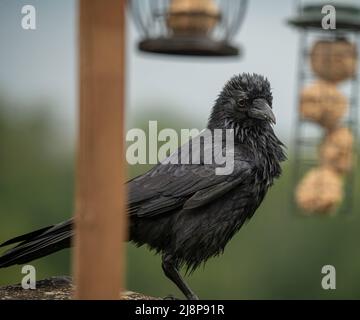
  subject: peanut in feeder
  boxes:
[310,39,357,83]
[167,0,220,37]
[299,81,348,129]
[295,167,343,214]
[319,127,354,174]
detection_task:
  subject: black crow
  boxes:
[0,73,286,300]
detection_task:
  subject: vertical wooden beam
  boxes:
[74,0,127,299]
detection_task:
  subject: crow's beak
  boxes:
[250,99,276,125]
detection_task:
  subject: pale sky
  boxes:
[1,0,355,146]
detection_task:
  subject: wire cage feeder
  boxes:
[288,1,360,216]
[130,0,248,56]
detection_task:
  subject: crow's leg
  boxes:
[162,256,199,300]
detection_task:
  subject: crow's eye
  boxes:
[238,100,245,108]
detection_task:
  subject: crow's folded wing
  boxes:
[128,141,254,217]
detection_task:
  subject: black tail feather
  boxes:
[0,226,53,248]
[0,219,73,268]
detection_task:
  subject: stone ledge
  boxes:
[0,276,159,300]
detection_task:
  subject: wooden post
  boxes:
[73,0,127,299]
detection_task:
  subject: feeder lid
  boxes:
[138,37,240,57]
[288,2,360,31]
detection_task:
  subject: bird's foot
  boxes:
[163,294,180,300]
[187,293,199,300]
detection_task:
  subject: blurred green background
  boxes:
[1,98,360,299]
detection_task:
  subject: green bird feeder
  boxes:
[288,1,360,216]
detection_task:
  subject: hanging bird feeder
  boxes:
[287,1,360,216]
[130,0,248,56]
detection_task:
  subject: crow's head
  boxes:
[209,73,276,129]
